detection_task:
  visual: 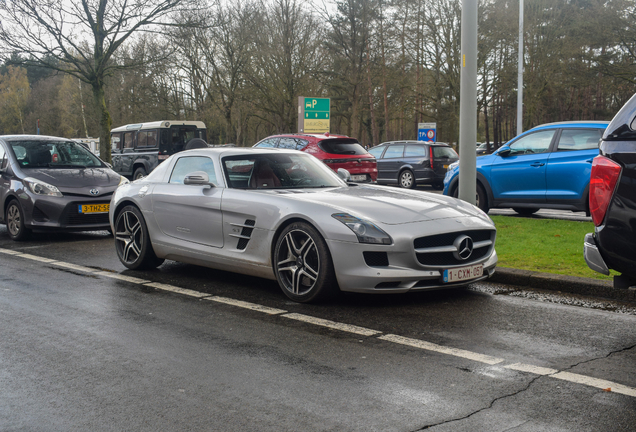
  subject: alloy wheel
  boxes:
[115,210,143,265]
[276,229,320,296]
[6,204,21,237]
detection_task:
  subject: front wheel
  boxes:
[273,222,337,303]
[114,205,164,270]
[5,200,31,241]
[451,184,489,213]
[399,170,415,189]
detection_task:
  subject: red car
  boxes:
[253,133,377,182]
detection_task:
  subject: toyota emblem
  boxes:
[89,189,100,196]
[452,235,474,261]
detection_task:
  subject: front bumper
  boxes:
[20,192,112,232]
[583,233,610,275]
[326,237,498,294]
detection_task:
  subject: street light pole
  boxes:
[458,0,478,205]
[517,0,524,136]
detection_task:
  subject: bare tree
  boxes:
[0,0,198,162]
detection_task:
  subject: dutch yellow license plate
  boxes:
[79,203,110,214]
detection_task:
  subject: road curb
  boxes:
[490,267,636,303]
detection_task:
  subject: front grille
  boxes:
[414,229,495,267]
[363,251,389,267]
[59,202,110,226]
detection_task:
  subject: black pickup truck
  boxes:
[584,94,636,288]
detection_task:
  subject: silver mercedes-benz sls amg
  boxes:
[110,147,497,302]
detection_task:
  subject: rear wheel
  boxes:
[133,167,147,180]
[5,200,31,241]
[399,170,415,189]
[114,205,164,270]
[512,208,539,215]
[273,222,337,303]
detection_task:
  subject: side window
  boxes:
[136,130,158,148]
[278,138,297,149]
[405,145,427,157]
[557,129,602,151]
[169,156,217,184]
[137,131,148,148]
[433,146,458,158]
[111,133,122,152]
[0,144,6,170]
[295,139,309,150]
[123,132,135,150]
[368,146,385,159]
[254,138,279,148]
[509,130,555,155]
[383,145,405,159]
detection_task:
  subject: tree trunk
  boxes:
[93,82,112,163]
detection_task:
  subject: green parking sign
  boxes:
[298,96,330,133]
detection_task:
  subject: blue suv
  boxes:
[443,121,609,214]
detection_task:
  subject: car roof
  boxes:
[376,141,450,146]
[174,147,304,158]
[0,135,76,142]
[265,133,352,140]
[528,120,610,131]
[110,120,206,133]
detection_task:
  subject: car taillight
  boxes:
[589,155,622,226]
[429,147,434,169]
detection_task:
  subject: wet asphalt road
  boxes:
[0,227,635,431]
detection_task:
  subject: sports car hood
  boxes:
[278,185,487,225]
[21,167,121,189]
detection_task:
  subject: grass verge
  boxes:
[490,215,617,281]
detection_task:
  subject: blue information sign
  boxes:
[418,122,437,142]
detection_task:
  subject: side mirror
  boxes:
[497,148,511,157]
[184,171,216,187]
[337,168,351,182]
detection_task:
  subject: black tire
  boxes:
[5,199,31,241]
[273,222,338,303]
[133,166,147,180]
[513,207,539,215]
[476,184,489,213]
[398,170,415,189]
[451,184,489,213]
[114,205,164,270]
[185,138,208,150]
[432,181,444,190]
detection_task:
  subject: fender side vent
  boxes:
[235,219,256,250]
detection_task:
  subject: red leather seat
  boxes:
[250,161,281,188]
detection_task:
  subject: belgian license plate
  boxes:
[443,264,483,283]
[351,175,366,182]
[78,203,110,214]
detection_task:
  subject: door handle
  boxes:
[530,162,545,167]
[586,159,593,163]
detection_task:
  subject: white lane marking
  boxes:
[204,296,286,315]
[19,253,57,263]
[379,334,504,365]
[4,249,636,398]
[144,282,210,298]
[504,363,559,375]
[282,313,381,336]
[94,271,151,285]
[49,261,97,273]
[0,248,22,255]
[552,371,636,398]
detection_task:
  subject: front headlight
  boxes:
[118,176,130,186]
[332,213,392,245]
[448,161,459,171]
[23,177,63,197]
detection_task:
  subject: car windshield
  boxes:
[222,153,344,189]
[10,140,104,169]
